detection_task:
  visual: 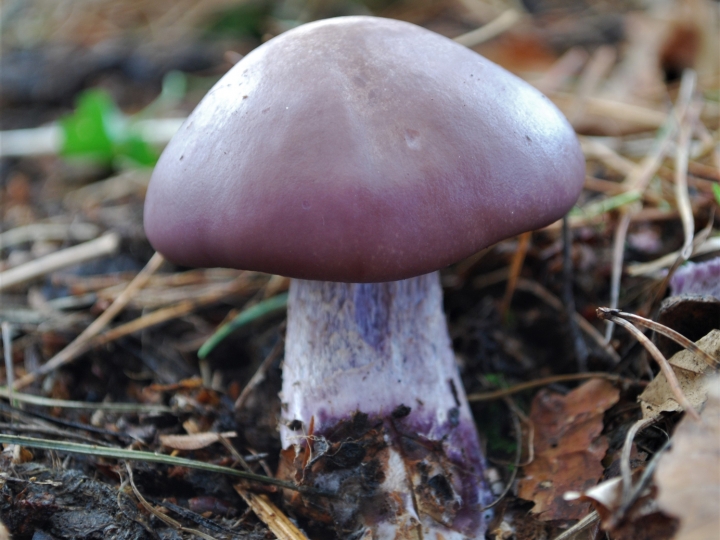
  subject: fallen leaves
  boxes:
[518,378,619,521]
[655,376,720,540]
[639,329,720,418]
[565,467,678,540]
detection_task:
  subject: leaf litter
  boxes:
[655,376,720,540]
[639,329,720,418]
[517,379,619,521]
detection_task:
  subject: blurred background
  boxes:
[1,0,717,129]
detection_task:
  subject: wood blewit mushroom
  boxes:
[144,16,585,539]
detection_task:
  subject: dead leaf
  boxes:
[518,379,619,521]
[655,376,720,540]
[566,474,677,540]
[3,444,33,464]
[639,330,720,418]
[159,431,236,450]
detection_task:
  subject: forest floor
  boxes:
[1,0,719,539]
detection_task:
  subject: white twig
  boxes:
[626,236,720,276]
[0,118,184,158]
[2,322,14,411]
[454,9,522,48]
[0,222,100,249]
[0,232,120,292]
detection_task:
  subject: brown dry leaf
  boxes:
[159,431,236,450]
[6,445,34,464]
[566,474,677,540]
[655,376,720,540]
[639,330,720,419]
[518,378,620,520]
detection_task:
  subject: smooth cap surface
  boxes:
[144,16,585,282]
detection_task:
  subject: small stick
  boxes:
[605,209,635,343]
[91,278,246,348]
[0,232,120,292]
[2,322,14,412]
[467,372,640,402]
[611,435,671,529]
[603,309,718,367]
[515,278,619,362]
[551,511,600,540]
[500,231,531,319]
[568,46,617,126]
[579,137,636,175]
[533,48,589,95]
[453,9,522,48]
[583,176,631,196]
[223,433,310,540]
[562,216,589,370]
[597,308,701,421]
[0,222,100,249]
[674,80,700,263]
[618,417,656,507]
[551,93,668,129]
[13,252,165,389]
[0,387,171,412]
[235,487,309,540]
[626,235,720,276]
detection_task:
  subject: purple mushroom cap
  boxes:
[144,16,585,282]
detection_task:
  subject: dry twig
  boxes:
[453,9,522,48]
[597,308,700,421]
[500,231,531,319]
[0,233,120,292]
[467,372,640,402]
[13,252,165,389]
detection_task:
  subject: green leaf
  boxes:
[59,90,119,162]
[58,88,159,167]
[712,183,720,206]
[117,134,158,167]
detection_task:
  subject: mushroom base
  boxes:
[279,275,491,539]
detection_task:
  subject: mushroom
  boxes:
[144,16,585,539]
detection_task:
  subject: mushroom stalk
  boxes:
[279,273,491,539]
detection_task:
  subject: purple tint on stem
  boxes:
[280,274,491,537]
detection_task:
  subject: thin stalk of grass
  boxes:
[0,434,331,496]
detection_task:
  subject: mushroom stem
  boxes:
[279,273,491,538]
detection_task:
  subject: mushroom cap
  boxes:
[144,16,585,282]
